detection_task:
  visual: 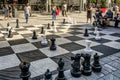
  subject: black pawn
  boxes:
[92,53,102,72]
[84,28,89,37]
[47,23,50,29]
[52,21,54,26]
[55,58,67,80]
[8,29,12,38]
[45,69,52,80]
[6,22,9,31]
[82,54,92,76]
[71,54,81,77]
[32,30,37,39]
[63,19,65,24]
[7,22,9,27]
[16,19,19,28]
[41,27,44,34]
[19,62,31,80]
[50,37,56,50]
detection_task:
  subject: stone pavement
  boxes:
[0,11,120,80]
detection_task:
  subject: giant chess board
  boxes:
[0,20,120,80]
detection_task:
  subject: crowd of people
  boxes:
[87,3,120,28]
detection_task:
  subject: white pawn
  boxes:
[41,34,48,46]
[94,27,98,34]
[84,40,93,53]
[95,31,101,40]
[53,25,57,33]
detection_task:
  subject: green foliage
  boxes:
[118,0,120,7]
[101,0,107,8]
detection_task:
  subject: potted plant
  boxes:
[100,0,107,13]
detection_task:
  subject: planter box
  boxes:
[100,8,107,13]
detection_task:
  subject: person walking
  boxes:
[24,3,31,23]
[52,5,57,20]
[87,5,92,24]
[3,4,9,20]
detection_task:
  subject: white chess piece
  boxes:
[41,34,48,46]
[84,40,93,53]
[94,27,98,34]
[53,25,57,32]
[95,31,101,40]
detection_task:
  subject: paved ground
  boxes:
[0,11,120,80]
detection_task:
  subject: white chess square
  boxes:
[102,35,120,41]
[0,41,10,48]
[12,43,37,53]
[104,41,120,49]
[75,40,100,47]
[5,35,24,41]
[0,54,20,70]
[56,38,72,45]
[30,58,58,78]
[39,46,69,57]
[17,30,33,34]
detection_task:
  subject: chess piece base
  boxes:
[55,77,67,80]
[95,37,101,40]
[82,70,92,76]
[70,69,81,77]
[50,46,56,50]
[92,65,102,72]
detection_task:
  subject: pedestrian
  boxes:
[115,13,120,28]
[87,5,92,24]
[62,1,67,17]
[52,5,56,20]
[3,4,9,20]
[24,3,31,23]
[8,4,12,18]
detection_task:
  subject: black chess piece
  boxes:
[52,21,54,26]
[47,23,50,29]
[7,22,9,27]
[55,58,67,80]
[84,28,89,37]
[82,54,92,76]
[16,19,19,28]
[70,54,81,77]
[63,19,65,24]
[50,37,56,50]
[32,30,37,39]
[6,22,10,31]
[45,69,52,80]
[41,27,44,34]
[8,28,12,38]
[19,62,31,80]
[92,53,102,72]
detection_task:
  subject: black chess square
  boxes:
[116,39,120,43]
[110,33,120,37]
[68,31,83,35]
[0,47,14,56]
[0,37,6,41]
[89,38,111,44]
[46,35,61,39]
[32,41,50,48]
[8,39,29,46]
[91,45,120,57]
[22,33,33,38]
[51,53,74,70]
[0,66,21,80]
[65,36,83,41]
[59,42,85,51]
[17,50,47,62]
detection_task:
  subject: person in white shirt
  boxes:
[24,3,31,23]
